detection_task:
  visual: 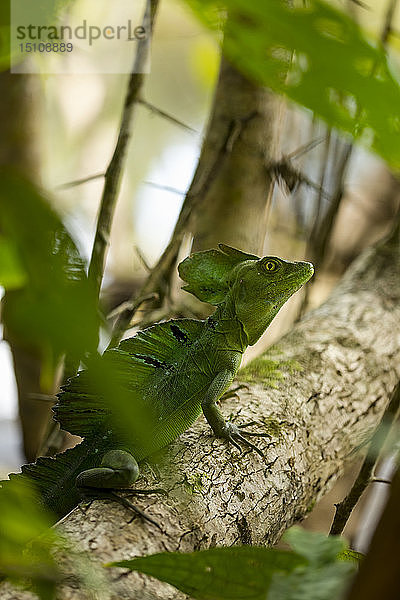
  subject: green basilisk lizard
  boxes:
[2,244,313,525]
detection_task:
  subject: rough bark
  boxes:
[190,57,278,255]
[2,226,400,600]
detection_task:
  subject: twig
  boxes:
[344,467,400,600]
[143,181,185,195]
[349,0,370,9]
[88,0,160,299]
[27,393,57,403]
[107,292,159,350]
[296,128,333,319]
[271,157,331,200]
[138,98,198,134]
[135,103,242,302]
[308,129,332,249]
[329,380,400,536]
[305,0,396,275]
[134,246,151,272]
[285,135,326,161]
[312,138,352,269]
[40,2,159,458]
[57,172,105,190]
[380,0,397,46]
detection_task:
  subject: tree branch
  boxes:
[329,379,400,536]
[3,222,399,599]
[88,1,159,299]
[345,466,400,600]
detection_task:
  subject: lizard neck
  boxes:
[207,298,249,353]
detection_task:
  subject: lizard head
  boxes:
[229,255,314,345]
[179,244,313,345]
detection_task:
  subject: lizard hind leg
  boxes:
[76,450,140,489]
[76,450,164,530]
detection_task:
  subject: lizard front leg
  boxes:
[201,371,265,457]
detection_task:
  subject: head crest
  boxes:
[178,243,259,305]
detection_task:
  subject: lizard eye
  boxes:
[261,259,280,272]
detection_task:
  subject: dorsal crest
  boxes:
[178,243,259,305]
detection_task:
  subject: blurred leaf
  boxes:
[185,0,400,168]
[268,561,355,600]
[268,527,356,600]
[0,477,62,600]
[0,2,11,70]
[0,235,27,289]
[0,474,108,599]
[190,38,220,87]
[3,0,76,71]
[109,527,357,600]
[0,170,99,364]
[337,548,364,564]
[109,546,306,600]
[282,526,346,564]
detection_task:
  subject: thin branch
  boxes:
[143,181,185,195]
[312,138,352,269]
[56,172,105,190]
[135,101,243,302]
[380,0,397,46]
[134,245,151,272]
[107,292,159,350]
[285,135,326,161]
[329,380,400,536]
[308,129,332,248]
[88,0,160,299]
[40,2,160,459]
[306,0,397,273]
[349,0,370,9]
[344,469,400,600]
[27,393,57,403]
[138,99,198,134]
[271,158,331,200]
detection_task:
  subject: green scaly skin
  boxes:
[1,244,313,526]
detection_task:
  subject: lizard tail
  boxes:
[2,437,112,520]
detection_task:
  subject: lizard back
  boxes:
[55,318,221,460]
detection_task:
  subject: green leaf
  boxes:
[0,3,11,70]
[5,0,77,71]
[337,548,364,564]
[0,474,108,599]
[0,170,99,363]
[0,235,27,289]
[108,528,358,600]
[282,527,346,565]
[184,0,400,168]
[0,477,62,599]
[108,546,307,600]
[268,561,355,600]
[268,527,357,600]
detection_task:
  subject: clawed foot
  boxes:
[78,486,166,531]
[219,422,269,458]
[109,491,163,531]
